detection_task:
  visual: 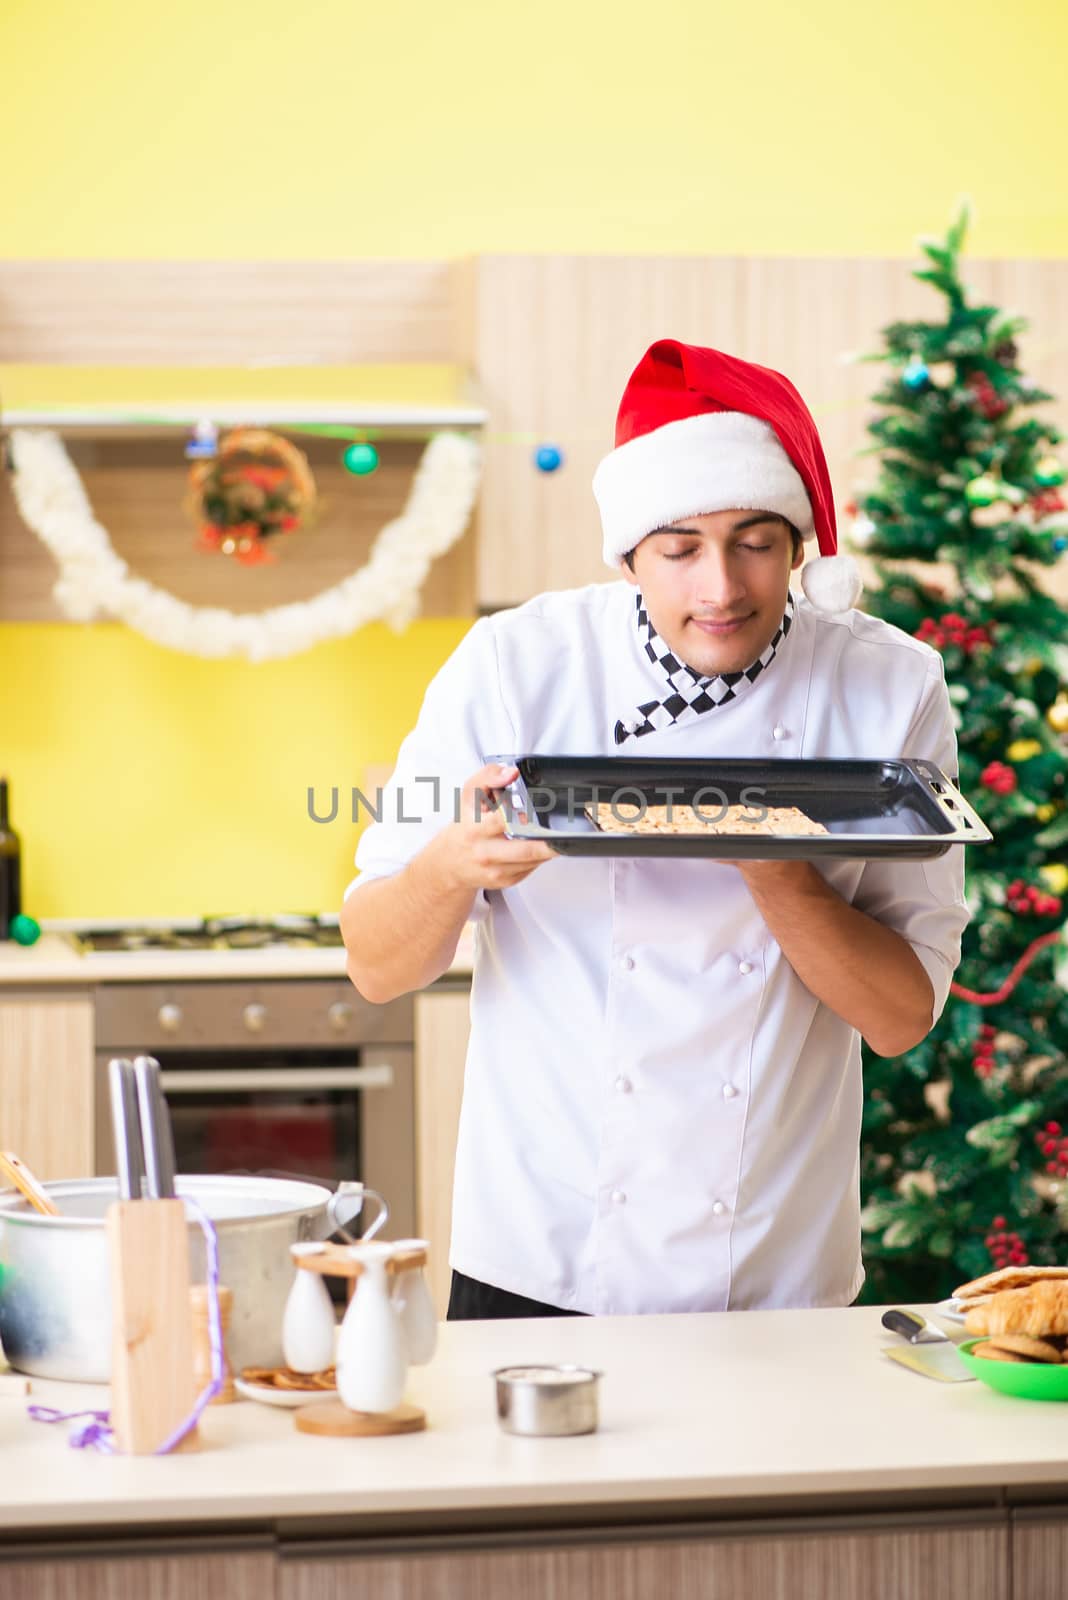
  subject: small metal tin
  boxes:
[493,1363,601,1436]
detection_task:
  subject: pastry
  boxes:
[964,1279,1068,1339]
[953,1263,1068,1302]
[590,801,828,837]
[983,1333,1062,1363]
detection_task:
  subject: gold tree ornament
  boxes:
[1048,694,1068,736]
[187,428,317,565]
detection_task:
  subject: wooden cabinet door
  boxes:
[280,1522,1008,1600]
[0,987,94,1179]
[0,1543,275,1600]
[414,988,470,1319]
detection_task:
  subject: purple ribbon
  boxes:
[28,1198,224,1454]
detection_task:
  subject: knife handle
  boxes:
[133,1055,177,1200]
[108,1058,143,1202]
[881,1308,927,1343]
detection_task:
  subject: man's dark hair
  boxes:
[621,518,803,572]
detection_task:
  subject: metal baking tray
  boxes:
[487,754,992,860]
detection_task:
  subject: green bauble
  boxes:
[8,914,41,946]
[1035,455,1066,488]
[965,473,1000,507]
[342,443,379,476]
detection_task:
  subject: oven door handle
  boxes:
[157,1065,395,1094]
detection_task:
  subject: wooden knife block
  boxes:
[106,1198,200,1454]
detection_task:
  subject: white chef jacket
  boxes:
[346,581,970,1313]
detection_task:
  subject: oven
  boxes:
[93,979,415,1239]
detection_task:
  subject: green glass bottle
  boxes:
[0,778,22,941]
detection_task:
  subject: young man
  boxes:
[341,339,970,1320]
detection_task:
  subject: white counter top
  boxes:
[0,925,475,985]
[2,1304,1067,1533]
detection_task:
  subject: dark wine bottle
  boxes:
[0,778,22,940]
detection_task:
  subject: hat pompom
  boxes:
[800,553,863,615]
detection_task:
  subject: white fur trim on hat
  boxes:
[800,553,864,614]
[593,411,815,568]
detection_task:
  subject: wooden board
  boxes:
[293,1399,426,1437]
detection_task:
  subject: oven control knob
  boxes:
[243,1003,268,1033]
[157,1003,183,1033]
[328,1001,353,1031]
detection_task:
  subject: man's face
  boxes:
[622,510,804,677]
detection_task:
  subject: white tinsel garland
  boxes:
[8,428,482,661]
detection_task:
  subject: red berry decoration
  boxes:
[981,761,1017,795]
[984,1217,1029,1269]
[1035,1125,1068,1179]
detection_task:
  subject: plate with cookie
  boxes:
[951,1266,1068,1400]
[235,1365,338,1408]
[490,755,991,862]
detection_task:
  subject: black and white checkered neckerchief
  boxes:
[613,591,795,745]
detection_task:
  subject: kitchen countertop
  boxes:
[0,924,476,985]
[2,1303,1067,1535]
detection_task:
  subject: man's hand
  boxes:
[428,762,555,893]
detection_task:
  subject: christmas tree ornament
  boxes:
[1048,695,1068,735]
[902,356,930,391]
[1040,864,1068,894]
[965,473,1001,507]
[342,442,379,476]
[1007,739,1043,762]
[184,419,219,461]
[927,361,957,389]
[1036,456,1066,488]
[1036,804,1057,823]
[849,514,877,548]
[534,444,564,473]
[8,913,40,947]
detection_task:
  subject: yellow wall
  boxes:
[0,620,469,918]
[2,0,1066,917]
[1,0,1066,260]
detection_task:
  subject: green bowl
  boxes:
[958,1338,1068,1401]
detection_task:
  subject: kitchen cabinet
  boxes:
[278,1523,1008,1600]
[0,987,94,1178]
[415,985,471,1318]
[0,1543,275,1600]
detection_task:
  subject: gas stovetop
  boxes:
[72,915,344,954]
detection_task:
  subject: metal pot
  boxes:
[0,1174,363,1382]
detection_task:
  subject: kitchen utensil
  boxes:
[282,1243,338,1374]
[106,1054,199,1453]
[336,1242,407,1414]
[0,1153,60,1218]
[957,1338,1068,1401]
[491,754,991,861]
[389,1239,437,1366]
[0,1174,340,1382]
[493,1364,602,1436]
[881,1308,974,1383]
[107,1059,143,1200]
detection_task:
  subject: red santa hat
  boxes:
[592,339,863,615]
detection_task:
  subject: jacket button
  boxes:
[622,955,635,971]
[711,1200,727,1216]
[772,724,787,740]
[722,1084,738,1100]
[614,1075,633,1094]
[738,960,753,975]
[610,1188,627,1206]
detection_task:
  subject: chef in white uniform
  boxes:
[342,339,970,1319]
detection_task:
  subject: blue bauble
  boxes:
[343,443,379,476]
[534,444,564,473]
[1053,537,1068,554]
[902,357,930,392]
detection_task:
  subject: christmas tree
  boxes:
[849,205,1068,1305]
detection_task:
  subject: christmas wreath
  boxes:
[187,428,316,564]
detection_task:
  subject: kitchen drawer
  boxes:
[94,980,413,1050]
